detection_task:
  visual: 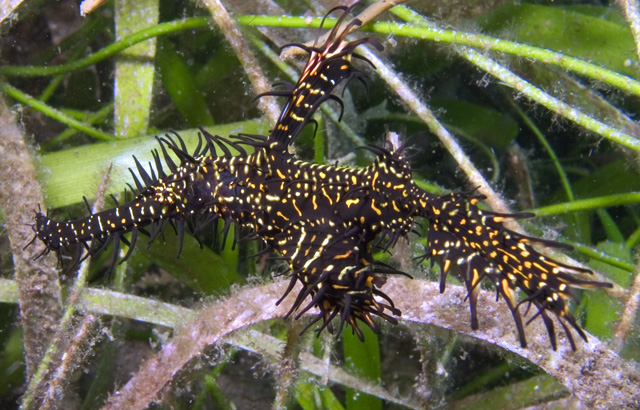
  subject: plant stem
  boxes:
[530,192,640,217]
[0,83,114,141]
[617,0,640,63]
[0,17,210,77]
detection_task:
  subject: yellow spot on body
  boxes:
[371,199,382,216]
[277,211,289,221]
[292,200,302,217]
[321,187,333,205]
[334,250,352,259]
[472,269,480,286]
[345,198,360,208]
[533,262,549,273]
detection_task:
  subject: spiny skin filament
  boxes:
[33,5,611,350]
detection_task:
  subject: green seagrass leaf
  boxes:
[430,98,519,148]
[583,241,633,339]
[156,37,215,127]
[343,327,382,410]
[563,5,627,25]
[567,160,640,199]
[477,4,638,79]
[296,382,345,410]
[0,327,24,397]
[113,0,159,138]
[130,230,242,296]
